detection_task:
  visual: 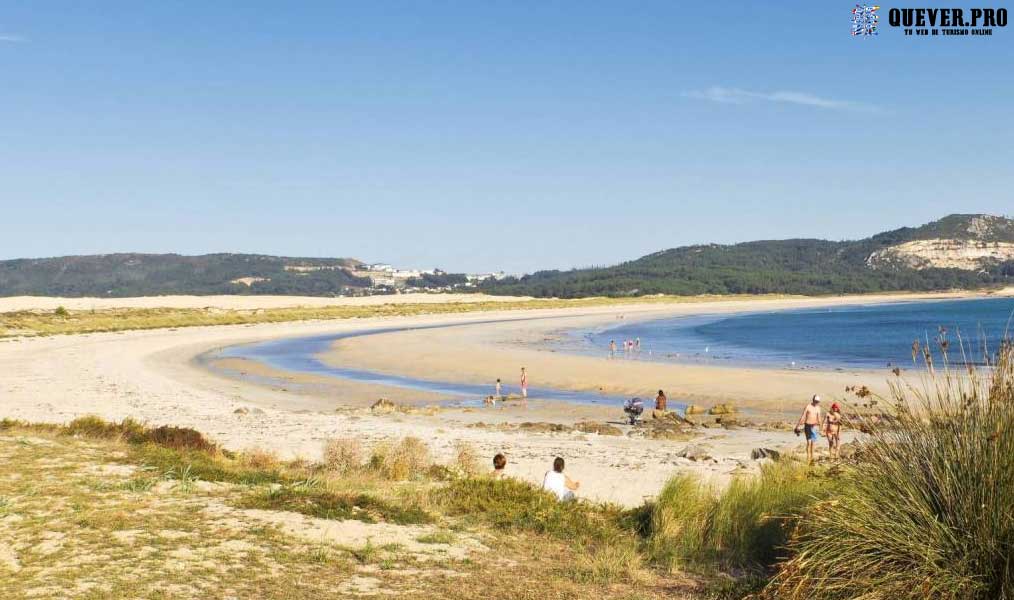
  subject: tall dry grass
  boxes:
[769,340,1014,600]
[322,437,364,474]
[367,436,431,481]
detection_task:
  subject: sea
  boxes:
[206,297,1013,409]
[573,297,1014,370]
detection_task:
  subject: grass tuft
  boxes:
[236,486,433,525]
[436,477,629,545]
[367,436,430,481]
[768,340,1014,600]
[647,461,831,572]
[322,437,363,474]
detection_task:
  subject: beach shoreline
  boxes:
[1,289,1009,506]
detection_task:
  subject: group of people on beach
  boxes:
[609,337,640,357]
[484,392,843,506]
[484,367,528,407]
[490,452,580,501]
[795,394,843,462]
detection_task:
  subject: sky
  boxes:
[1,2,1012,273]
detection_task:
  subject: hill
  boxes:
[480,214,1014,297]
[0,253,370,297]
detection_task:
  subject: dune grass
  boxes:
[236,485,434,525]
[436,477,631,544]
[647,461,832,573]
[768,341,1014,600]
[0,293,800,337]
[0,418,708,598]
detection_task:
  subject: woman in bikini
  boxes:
[824,402,843,460]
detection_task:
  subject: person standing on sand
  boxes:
[795,395,823,463]
[609,340,617,357]
[495,378,502,399]
[824,402,843,459]
[520,367,528,398]
[655,389,667,412]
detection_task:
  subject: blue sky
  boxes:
[1,2,1011,273]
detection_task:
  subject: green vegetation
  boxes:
[0,252,369,297]
[437,477,633,545]
[648,463,833,573]
[0,293,798,337]
[236,486,433,525]
[481,214,1014,297]
[3,339,1011,597]
[769,342,1014,600]
[4,215,1013,301]
[0,419,691,599]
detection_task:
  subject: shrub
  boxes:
[322,438,363,474]
[368,437,430,480]
[436,477,628,545]
[452,441,481,477]
[61,416,216,453]
[65,416,146,441]
[768,341,1014,599]
[133,444,283,486]
[144,425,216,452]
[241,447,281,470]
[236,486,432,525]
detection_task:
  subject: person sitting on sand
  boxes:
[795,395,823,463]
[484,395,496,407]
[491,453,507,479]
[824,402,843,459]
[542,457,579,501]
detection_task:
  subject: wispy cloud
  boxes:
[684,86,879,112]
[0,34,25,43]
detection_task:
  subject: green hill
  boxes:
[480,214,1014,297]
[0,253,370,297]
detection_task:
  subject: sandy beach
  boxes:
[3,290,1009,507]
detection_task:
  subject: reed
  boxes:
[769,340,1014,599]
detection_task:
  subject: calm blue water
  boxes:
[205,319,687,411]
[580,298,1014,369]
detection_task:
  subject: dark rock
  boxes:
[750,448,781,460]
[678,444,713,462]
[708,403,737,415]
[371,398,396,413]
[519,422,572,433]
[574,422,623,436]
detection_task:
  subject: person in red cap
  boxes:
[823,402,843,460]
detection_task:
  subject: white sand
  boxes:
[3,290,1004,506]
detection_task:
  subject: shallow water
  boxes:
[575,297,1014,369]
[206,319,687,411]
